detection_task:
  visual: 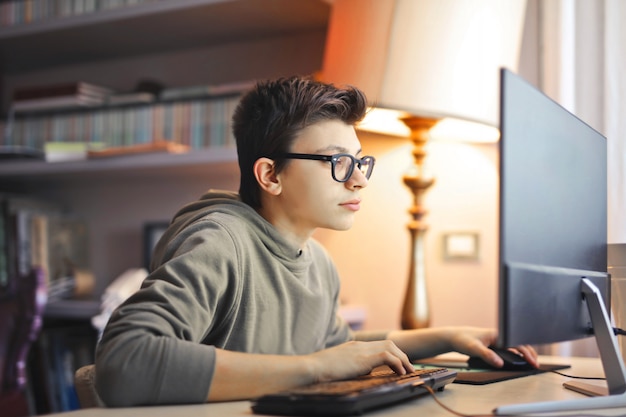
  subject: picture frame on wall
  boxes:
[143,221,169,269]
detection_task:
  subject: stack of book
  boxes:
[12,82,114,113]
[0,194,93,300]
[29,321,97,413]
[6,94,241,151]
[0,0,160,28]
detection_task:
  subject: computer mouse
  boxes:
[467,347,534,371]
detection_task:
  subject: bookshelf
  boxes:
[0,146,239,183]
[0,0,330,293]
[0,1,331,413]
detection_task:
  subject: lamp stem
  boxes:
[400,116,438,330]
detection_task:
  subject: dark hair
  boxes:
[232,76,368,208]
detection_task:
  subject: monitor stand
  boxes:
[494,278,626,415]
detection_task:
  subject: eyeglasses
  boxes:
[274,153,376,183]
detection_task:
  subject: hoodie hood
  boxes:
[150,189,309,271]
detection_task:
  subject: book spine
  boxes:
[30,213,50,284]
[9,93,243,151]
[0,199,9,293]
[16,210,32,277]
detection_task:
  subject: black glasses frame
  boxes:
[274,152,375,183]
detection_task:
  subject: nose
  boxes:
[345,166,369,189]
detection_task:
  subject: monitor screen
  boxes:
[493,69,626,416]
[497,68,609,348]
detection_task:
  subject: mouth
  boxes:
[340,198,361,212]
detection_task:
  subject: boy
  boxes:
[95,76,537,406]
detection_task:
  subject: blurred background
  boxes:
[0,0,624,361]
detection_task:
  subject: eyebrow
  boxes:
[314,145,363,156]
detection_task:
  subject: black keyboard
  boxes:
[251,367,457,416]
[287,368,450,396]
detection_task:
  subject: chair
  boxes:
[0,268,47,417]
[74,364,105,408]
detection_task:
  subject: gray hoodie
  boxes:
[94,190,354,406]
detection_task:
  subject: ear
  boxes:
[253,157,282,196]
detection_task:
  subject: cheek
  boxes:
[283,179,337,218]
[290,180,331,212]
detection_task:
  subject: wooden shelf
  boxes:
[44,299,101,320]
[0,0,330,73]
[0,146,239,182]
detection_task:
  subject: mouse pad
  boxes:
[414,361,571,385]
[453,363,571,385]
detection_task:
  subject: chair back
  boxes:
[74,364,105,408]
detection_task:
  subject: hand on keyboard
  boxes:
[308,340,415,384]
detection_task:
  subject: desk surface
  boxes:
[48,356,626,417]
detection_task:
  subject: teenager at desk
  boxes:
[94,76,538,406]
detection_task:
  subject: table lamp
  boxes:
[320,0,527,329]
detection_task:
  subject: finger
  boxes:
[483,348,504,368]
[515,345,539,368]
[506,345,539,368]
[381,341,414,375]
[461,338,503,368]
[393,344,416,374]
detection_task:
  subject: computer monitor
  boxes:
[494,69,626,414]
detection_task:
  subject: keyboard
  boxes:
[251,367,457,416]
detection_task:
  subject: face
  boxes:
[273,119,370,239]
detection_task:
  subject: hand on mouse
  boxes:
[445,327,540,369]
[504,345,540,368]
[386,326,540,369]
[475,344,540,370]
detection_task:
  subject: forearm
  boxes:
[207,349,316,401]
[386,327,456,360]
[387,326,499,361]
[208,339,417,402]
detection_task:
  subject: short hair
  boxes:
[232,76,368,209]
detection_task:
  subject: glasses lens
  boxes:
[333,154,354,182]
[359,156,374,179]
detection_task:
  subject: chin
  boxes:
[320,212,357,231]
[328,219,355,231]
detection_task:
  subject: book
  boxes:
[30,213,49,282]
[0,145,45,160]
[13,82,113,101]
[160,80,255,101]
[12,81,114,113]
[87,140,189,159]
[106,92,155,106]
[2,195,62,282]
[33,325,96,413]
[12,94,107,113]
[46,215,91,285]
[0,199,9,294]
[0,195,93,299]
[6,92,240,152]
[44,141,106,163]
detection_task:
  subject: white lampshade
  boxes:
[321,0,527,139]
[320,0,528,330]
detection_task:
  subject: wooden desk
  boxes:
[44,356,626,417]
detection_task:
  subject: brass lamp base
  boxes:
[400,116,438,330]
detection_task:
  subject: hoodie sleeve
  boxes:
[95,221,239,406]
